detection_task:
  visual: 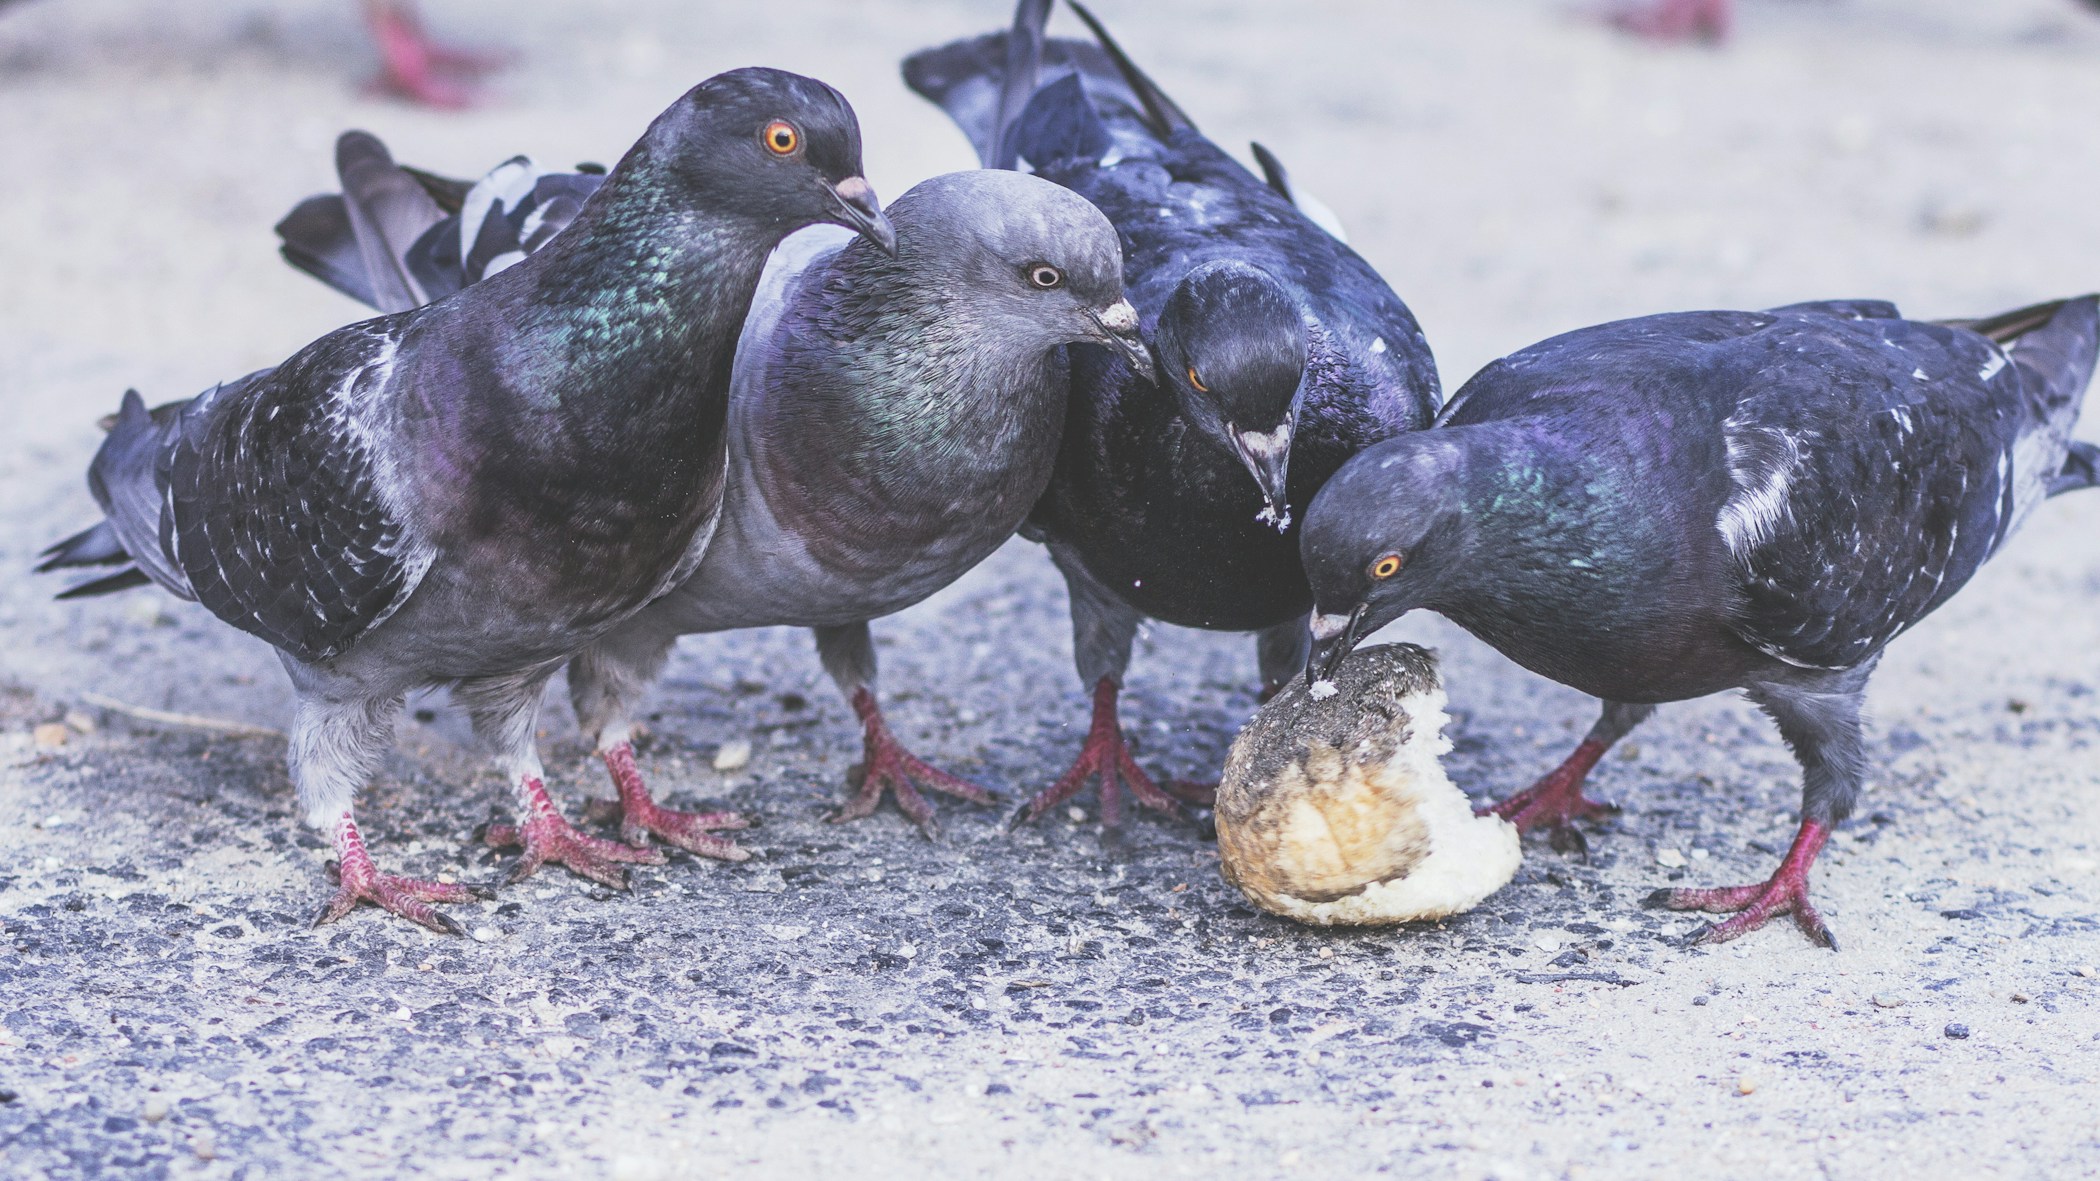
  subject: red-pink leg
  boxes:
[581,742,750,861]
[362,0,506,108]
[1482,738,1619,829]
[316,813,484,934]
[1015,679,1191,828]
[484,777,664,888]
[830,688,996,831]
[1607,0,1731,42]
[1647,820,1835,948]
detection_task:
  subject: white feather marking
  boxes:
[1912,368,1929,381]
[1978,349,2008,382]
[1716,416,1800,558]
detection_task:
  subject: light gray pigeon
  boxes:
[40,70,897,933]
[274,151,1149,835]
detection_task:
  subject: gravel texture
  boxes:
[3,1,2099,1177]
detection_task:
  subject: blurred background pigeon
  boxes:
[276,144,1148,836]
[905,0,1440,830]
[38,69,896,931]
[1303,295,2100,948]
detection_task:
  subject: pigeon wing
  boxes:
[165,321,433,665]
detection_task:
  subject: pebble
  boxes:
[470,927,499,944]
[31,723,68,748]
[2073,966,2097,979]
[712,740,752,772]
[1655,849,1688,869]
[1871,994,1905,1009]
[1736,1077,1757,1096]
[143,1096,169,1123]
[2010,992,2031,1004]
[1944,1023,1971,1040]
[192,1134,217,1162]
[1067,807,1087,823]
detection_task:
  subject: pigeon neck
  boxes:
[1432,423,1622,624]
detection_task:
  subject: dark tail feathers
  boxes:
[40,389,198,601]
[2048,440,2100,497]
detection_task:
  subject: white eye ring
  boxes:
[1028,264,1063,289]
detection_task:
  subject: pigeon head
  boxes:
[641,67,896,254]
[883,170,1149,371]
[1301,436,1470,686]
[1154,261,1309,527]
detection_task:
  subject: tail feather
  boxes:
[2048,440,2100,497]
[55,568,152,599]
[1064,1,1194,138]
[335,131,449,313]
[1994,295,2100,423]
[988,0,1053,169]
[74,389,198,600]
[37,520,130,572]
[1939,298,2071,345]
[274,194,378,308]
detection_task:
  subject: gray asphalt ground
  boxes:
[3,1,2099,1177]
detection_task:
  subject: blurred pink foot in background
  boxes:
[1607,0,1732,42]
[363,0,510,108]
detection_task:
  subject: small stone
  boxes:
[1944,1022,1971,1040]
[470,927,499,944]
[143,1096,169,1123]
[31,723,68,748]
[1692,995,1709,1007]
[63,711,96,735]
[2010,993,2031,1004]
[2073,966,2097,979]
[1871,994,1904,1009]
[712,740,752,772]
[1617,743,1641,762]
[864,867,884,882]
[192,1134,217,1162]
[1655,848,1688,869]
[1067,807,1087,823]
[1689,848,1710,861]
[1736,1077,1757,1096]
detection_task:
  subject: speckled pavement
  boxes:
[3,1,2098,1178]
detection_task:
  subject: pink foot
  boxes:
[830,688,996,832]
[581,742,751,861]
[1015,678,1190,829]
[315,814,484,934]
[484,777,665,888]
[1480,737,1619,855]
[1647,821,1836,948]
[1606,0,1731,42]
[363,0,507,108]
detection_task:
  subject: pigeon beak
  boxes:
[1230,419,1294,530]
[1305,604,1367,687]
[826,176,897,257]
[1088,300,1157,382]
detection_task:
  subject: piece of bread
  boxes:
[1215,644,1520,926]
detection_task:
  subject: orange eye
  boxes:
[1370,553,1403,579]
[1186,366,1208,393]
[761,121,800,155]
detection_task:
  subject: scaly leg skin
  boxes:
[1481,738,1618,856]
[362,0,507,108]
[831,688,996,833]
[1014,678,1189,829]
[315,813,485,935]
[581,742,751,861]
[484,777,665,888]
[1646,820,1835,949]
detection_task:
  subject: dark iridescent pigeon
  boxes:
[37,69,897,933]
[905,0,1440,828]
[1303,296,2100,948]
[272,139,1149,836]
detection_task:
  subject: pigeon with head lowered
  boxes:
[274,141,1148,835]
[905,0,1439,829]
[38,69,896,932]
[1302,296,2100,948]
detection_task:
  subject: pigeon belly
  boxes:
[1215,644,1520,926]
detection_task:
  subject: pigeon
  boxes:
[905,0,1440,828]
[1301,296,2100,948]
[38,69,897,933]
[274,145,1149,835]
